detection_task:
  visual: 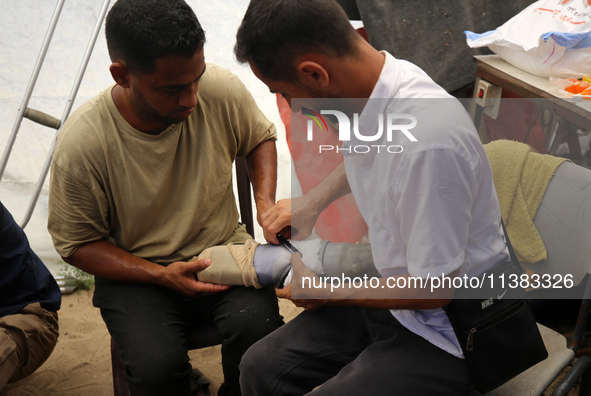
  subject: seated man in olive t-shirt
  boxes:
[47,1,283,395]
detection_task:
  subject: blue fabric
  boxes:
[542,31,591,49]
[0,201,61,317]
[464,29,496,42]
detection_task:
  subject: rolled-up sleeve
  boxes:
[48,162,110,258]
[231,75,277,158]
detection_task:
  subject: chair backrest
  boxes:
[486,161,591,396]
[525,161,591,286]
[235,157,254,237]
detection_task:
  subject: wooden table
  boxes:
[473,55,591,162]
[474,55,591,130]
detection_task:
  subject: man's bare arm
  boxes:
[245,139,277,241]
[63,240,230,296]
[275,254,454,311]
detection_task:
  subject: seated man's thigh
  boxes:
[240,306,371,396]
[207,285,282,341]
[310,324,473,396]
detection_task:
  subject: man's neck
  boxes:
[327,43,385,116]
[340,42,386,99]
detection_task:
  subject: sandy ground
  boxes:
[2,289,303,396]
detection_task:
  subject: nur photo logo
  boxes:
[302,107,418,154]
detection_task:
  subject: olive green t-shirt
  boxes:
[48,64,276,264]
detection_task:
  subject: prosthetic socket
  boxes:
[194,239,378,289]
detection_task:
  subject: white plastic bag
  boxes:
[465,0,591,78]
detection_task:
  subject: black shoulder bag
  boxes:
[443,222,548,393]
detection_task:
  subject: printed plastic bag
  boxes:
[550,75,591,98]
[465,0,591,78]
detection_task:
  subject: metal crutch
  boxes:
[0,0,111,229]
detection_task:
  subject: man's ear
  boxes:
[297,61,329,88]
[109,62,131,88]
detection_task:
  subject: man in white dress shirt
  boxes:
[234,0,510,394]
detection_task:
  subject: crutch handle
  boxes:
[24,107,61,130]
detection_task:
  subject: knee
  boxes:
[239,339,274,390]
[217,290,283,344]
[0,329,22,387]
[132,355,183,382]
[0,309,59,384]
[220,305,282,346]
[122,343,191,393]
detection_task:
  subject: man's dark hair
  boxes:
[106,0,205,74]
[235,0,360,83]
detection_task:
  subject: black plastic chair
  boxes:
[484,161,591,396]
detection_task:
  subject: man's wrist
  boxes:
[303,190,326,219]
[149,261,172,287]
[256,198,275,219]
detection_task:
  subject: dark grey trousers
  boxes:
[94,278,283,396]
[240,305,477,396]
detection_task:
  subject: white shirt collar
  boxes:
[368,51,400,100]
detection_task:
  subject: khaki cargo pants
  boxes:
[0,302,59,391]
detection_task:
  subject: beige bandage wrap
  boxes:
[194,239,262,288]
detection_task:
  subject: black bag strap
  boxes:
[501,220,519,267]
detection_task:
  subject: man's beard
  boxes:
[130,86,178,128]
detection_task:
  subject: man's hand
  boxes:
[261,199,292,244]
[256,198,278,243]
[64,240,231,297]
[276,283,329,311]
[275,253,330,311]
[262,163,352,244]
[164,259,231,297]
[261,196,320,244]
